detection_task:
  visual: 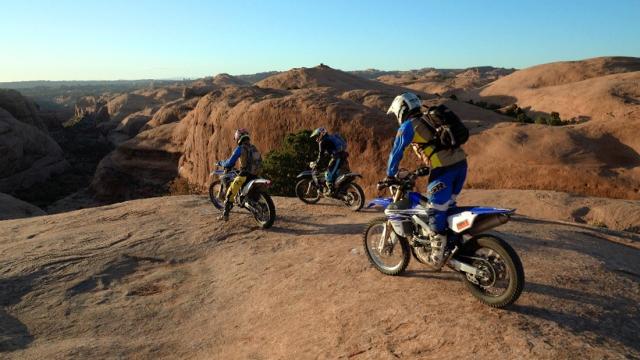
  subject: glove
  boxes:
[309,161,317,169]
[383,175,397,183]
[416,167,430,177]
[377,175,396,190]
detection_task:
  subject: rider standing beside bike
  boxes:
[310,127,349,196]
[217,128,262,221]
[384,92,468,267]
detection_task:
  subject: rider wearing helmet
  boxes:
[385,92,468,268]
[216,128,262,221]
[310,127,349,195]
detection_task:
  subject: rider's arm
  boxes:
[315,140,325,164]
[220,146,242,169]
[386,121,414,176]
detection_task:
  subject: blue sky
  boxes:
[1,0,639,81]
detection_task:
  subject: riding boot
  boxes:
[429,233,448,268]
[325,182,335,196]
[218,201,233,221]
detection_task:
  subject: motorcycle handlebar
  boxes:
[376,167,430,190]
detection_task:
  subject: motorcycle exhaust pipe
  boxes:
[468,214,510,235]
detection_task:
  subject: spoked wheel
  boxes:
[248,192,276,229]
[343,183,365,211]
[295,179,321,204]
[459,235,524,308]
[208,180,226,210]
[362,217,410,275]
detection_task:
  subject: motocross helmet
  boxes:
[387,92,422,125]
[310,127,327,143]
[234,128,250,144]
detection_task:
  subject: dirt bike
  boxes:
[363,168,525,308]
[295,163,365,211]
[208,165,276,229]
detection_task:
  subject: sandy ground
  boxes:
[0,195,639,359]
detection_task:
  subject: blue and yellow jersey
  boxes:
[386,117,466,176]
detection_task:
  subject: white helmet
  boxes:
[387,92,422,125]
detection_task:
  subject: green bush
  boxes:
[546,112,563,126]
[504,104,519,117]
[262,129,318,196]
[516,113,533,123]
[534,116,547,124]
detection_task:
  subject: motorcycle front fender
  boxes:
[366,197,393,209]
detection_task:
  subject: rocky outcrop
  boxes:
[256,64,403,94]
[0,107,68,193]
[143,97,199,130]
[0,192,46,220]
[182,74,249,99]
[0,89,47,131]
[91,122,186,200]
[462,56,640,121]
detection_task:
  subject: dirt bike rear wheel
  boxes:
[458,235,524,308]
[344,183,365,211]
[251,192,276,229]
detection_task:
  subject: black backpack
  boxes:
[422,104,469,150]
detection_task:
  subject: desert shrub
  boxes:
[503,104,519,117]
[546,112,563,126]
[588,219,608,228]
[448,94,458,100]
[168,177,201,195]
[516,112,533,123]
[262,129,318,196]
[534,116,547,124]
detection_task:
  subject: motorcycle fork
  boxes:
[377,221,395,252]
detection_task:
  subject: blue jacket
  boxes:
[316,134,347,162]
[220,146,242,169]
[386,120,414,176]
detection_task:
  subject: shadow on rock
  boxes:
[0,272,41,352]
[512,282,639,353]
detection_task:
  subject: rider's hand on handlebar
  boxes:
[377,175,397,190]
[309,161,317,169]
[416,167,430,177]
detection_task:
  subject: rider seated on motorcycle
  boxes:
[384,92,468,268]
[310,127,350,196]
[216,128,261,221]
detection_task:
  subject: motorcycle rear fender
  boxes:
[447,208,514,234]
[335,173,362,187]
[296,170,314,179]
[241,178,271,197]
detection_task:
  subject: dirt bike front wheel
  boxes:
[363,217,410,275]
[208,180,226,210]
[295,178,321,204]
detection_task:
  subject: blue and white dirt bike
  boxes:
[208,165,276,228]
[363,168,524,308]
[295,163,365,211]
